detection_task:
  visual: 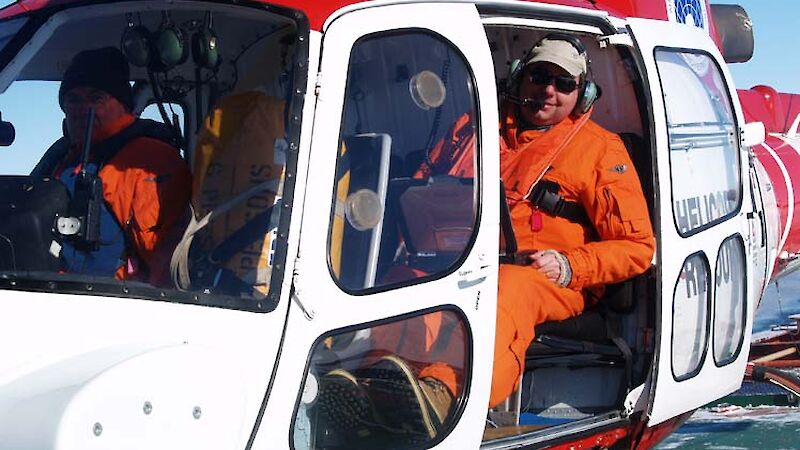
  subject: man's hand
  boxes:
[529,250,561,282]
[528,249,572,287]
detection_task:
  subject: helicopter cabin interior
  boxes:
[482,23,656,438]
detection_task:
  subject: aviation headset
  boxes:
[121,12,219,72]
[506,33,601,116]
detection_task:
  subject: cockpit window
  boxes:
[0,2,307,312]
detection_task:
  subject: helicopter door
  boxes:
[628,18,757,425]
[250,4,500,448]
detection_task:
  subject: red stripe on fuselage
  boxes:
[0,0,669,31]
[753,143,788,241]
[758,136,800,255]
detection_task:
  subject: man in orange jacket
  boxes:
[490,35,655,406]
[44,47,191,286]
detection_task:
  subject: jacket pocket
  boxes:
[602,185,650,239]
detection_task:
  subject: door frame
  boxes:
[627,17,757,426]
[250,3,501,448]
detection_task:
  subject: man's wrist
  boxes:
[552,250,572,287]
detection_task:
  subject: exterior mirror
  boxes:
[742,121,765,148]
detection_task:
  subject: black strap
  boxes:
[499,180,518,262]
[30,137,69,178]
[35,119,179,178]
[187,202,277,296]
[209,203,275,264]
[91,119,180,166]
[528,179,592,228]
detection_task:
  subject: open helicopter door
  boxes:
[627,18,757,425]
[251,3,500,448]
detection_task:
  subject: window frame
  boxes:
[289,304,474,450]
[0,0,311,314]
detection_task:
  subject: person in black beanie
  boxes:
[49,46,191,286]
[58,47,135,148]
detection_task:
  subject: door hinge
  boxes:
[623,383,647,416]
[291,266,315,320]
[599,33,633,48]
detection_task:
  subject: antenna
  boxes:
[79,106,95,177]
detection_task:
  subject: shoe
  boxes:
[419,376,453,426]
[358,355,454,441]
[316,368,380,441]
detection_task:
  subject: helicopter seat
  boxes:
[514,131,653,420]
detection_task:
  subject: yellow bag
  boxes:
[191,91,286,296]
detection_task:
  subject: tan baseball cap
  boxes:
[524,38,587,77]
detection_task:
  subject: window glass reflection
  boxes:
[294,309,468,449]
[713,236,746,365]
[656,50,740,235]
[672,253,710,380]
[328,32,478,291]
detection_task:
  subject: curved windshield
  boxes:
[0,2,306,312]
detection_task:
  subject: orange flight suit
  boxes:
[489,105,655,406]
[56,113,191,286]
[414,112,476,179]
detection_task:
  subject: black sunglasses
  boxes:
[526,68,579,93]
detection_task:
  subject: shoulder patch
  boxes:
[610,164,627,174]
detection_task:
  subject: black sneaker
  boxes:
[316,368,382,443]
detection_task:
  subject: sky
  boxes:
[0,0,797,174]
[713,0,800,93]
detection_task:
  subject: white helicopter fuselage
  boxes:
[0,1,797,449]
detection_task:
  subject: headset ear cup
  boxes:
[192,28,219,69]
[120,26,152,68]
[153,25,187,70]
[574,80,600,116]
[506,58,522,93]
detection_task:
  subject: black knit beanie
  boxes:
[58,47,133,111]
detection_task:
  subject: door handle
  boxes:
[458,256,490,289]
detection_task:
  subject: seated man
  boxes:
[491,35,655,406]
[43,47,191,286]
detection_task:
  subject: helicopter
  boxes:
[0,0,797,448]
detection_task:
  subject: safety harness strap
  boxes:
[528,179,592,228]
[91,119,180,166]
